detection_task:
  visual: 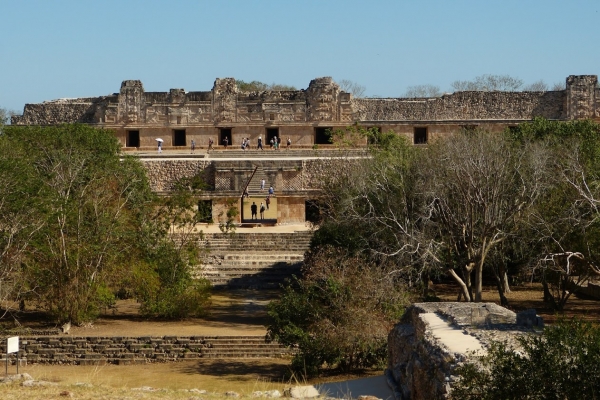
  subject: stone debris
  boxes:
[225,391,240,397]
[252,390,281,398]
[131,385,158,391]
[59,390,74,397]
[0,373,33,384]
[22,379,58,387]
[285,385,320,398]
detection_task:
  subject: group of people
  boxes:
[158,136,292,154]
[222,135,292,151]
[250,201,266,220]
[249,182,275,220]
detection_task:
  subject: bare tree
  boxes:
[423,130,548,302]
[523,80,549,91]
[451,74,524,92]
[338,79,366,98]
[404,84,442,98]
[552,81,566,90]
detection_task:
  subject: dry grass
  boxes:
[4,283,600,398]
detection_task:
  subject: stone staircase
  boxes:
[0,335,294,365]
[196,232,312,289]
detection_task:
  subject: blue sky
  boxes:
[1,0,599,113]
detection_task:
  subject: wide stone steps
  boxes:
[194,231,311,288]
[0,335,294,365]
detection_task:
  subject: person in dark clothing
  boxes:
[251,202,258,220]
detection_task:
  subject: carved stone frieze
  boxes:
[118,80,145,124]
[306,77,341,122]
[213,78,237,123]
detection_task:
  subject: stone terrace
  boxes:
[195,231,312,289]
[0,335,294,366]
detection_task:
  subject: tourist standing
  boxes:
[223,136,229,149]
[191,139,196,154]
[265,195,271,210]
[269,186,274,195]
[260,202,265,219]
[257,135,263,150]
[157,141,162,153]
[260,179,265,191]
[251,202,258,220]
[287,137,291,150]
[208,137,214,152]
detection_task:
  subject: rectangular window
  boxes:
[413,127,428,144]
[126,130,140,147]
[173,129,186,146]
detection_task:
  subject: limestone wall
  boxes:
[15,76,596,129]
[354,91,565,122]
[387,303,541,400]
[142,159,212,192]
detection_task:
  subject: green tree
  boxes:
[2,124,153,323]
[0,125,212,323]
[131,173,212,318]
[452,319,600,400]
[507,117,600,310]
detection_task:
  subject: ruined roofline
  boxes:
[10,74,599,125]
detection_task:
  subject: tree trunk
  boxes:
[494,273,509,306]
[475,265,483,302]
[502,271,511,293]
[449,269,471,302]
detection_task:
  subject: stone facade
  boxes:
[11,75,600,224]
[13,75,599,149]
[387,302,543,400]
[140,156,353,224]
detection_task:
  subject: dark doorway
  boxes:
[413,127,428,144]
[173,129,186,146]
[305,200,322,224]
[219,128,232,145]
[315,127,332,145]
[197,200,212,223]
[126,130,140,147]
[266,128,279,146]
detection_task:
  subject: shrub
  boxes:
[452,318,600,399]
[267,246,408,377]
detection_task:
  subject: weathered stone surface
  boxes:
[387,302,541,400]
[285,385,320,398]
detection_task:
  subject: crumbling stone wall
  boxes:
[353,91,565,122]
[142,159,212,192]
[387,302,542,400]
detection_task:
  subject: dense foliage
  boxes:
[452,319,600,399]
[267,247,408,377]
[0,125,210,323]
[308,119,600,309]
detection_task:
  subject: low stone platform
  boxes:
[387,302,543,400]
[0,335,294,366]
